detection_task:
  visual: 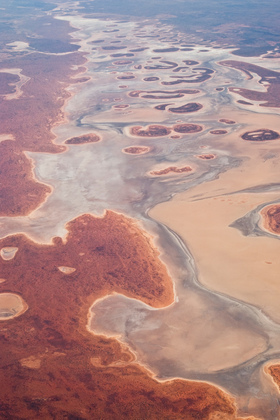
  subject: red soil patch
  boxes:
[169,103,203,113]
[130,125,171,137]
[173,123,203,133]
[0,141,51,217]
[0,211,238,419]
[65,133,101,145]
[266,364,280,391]
[150,166,193,176]
[241,129,280,141]
[0,52,85,153]
[219,118,236,124]
[210,129,228,135]
[0,40,86,217]
[196,154,216,160]
[172,66,191,73]
[220,60,280,107]
[261,204,280,234]
[122,146,150,154]
[113,104,129,109]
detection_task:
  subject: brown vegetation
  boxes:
[0,141,51,216]
[173,123,203,133]
[237,100,253,105]
[196,154,216,160]
[261,204,280,234]
[0,45,86,216]
[130,125,172,137]
[0,72,20,95]
[144,77,160,81]
[113,104,129,109]
[0,211,239,419]
[210,129,228,135]
[150,166,193,176]
[113,60,133,65]
[123,146,150,154]
[266,364,280,391]
[219,119,236,124]
[241,129,280,141]
[65,133,101,145]
[220,60,280,107]
[154,103,173,110]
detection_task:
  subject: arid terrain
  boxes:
[1,0,280,419]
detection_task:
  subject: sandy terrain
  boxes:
[150,107,280,323]
[0,293,28,320]
[1,4,280,419]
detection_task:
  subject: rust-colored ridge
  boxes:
[0,141,51,217]
[169,102,203,113]
[0,20,87,216]
[0,210,243,418]
[173,123,203,133]
[220,60,280,107]
[113,60,133,65]
[144,76,160,81]
[210,129,228,135]
[219,118,236,124]
[265,364,280,391]
[130,125,172,137]
[241,129,280,141]
[0,52,86,153]
[196,154,216,160]
[65,133,101,145]
[122,146,150,154]
[260,204,280,234]
[150,166,193,176]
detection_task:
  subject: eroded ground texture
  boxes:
[1,0,280,418]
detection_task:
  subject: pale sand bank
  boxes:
[0,247,18,261]
[150,183,280,323]
[58,266,76,274]
[0,293,28,320]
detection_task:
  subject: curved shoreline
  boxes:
[2,6,280,419]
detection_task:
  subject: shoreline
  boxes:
[1,6,280,418]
